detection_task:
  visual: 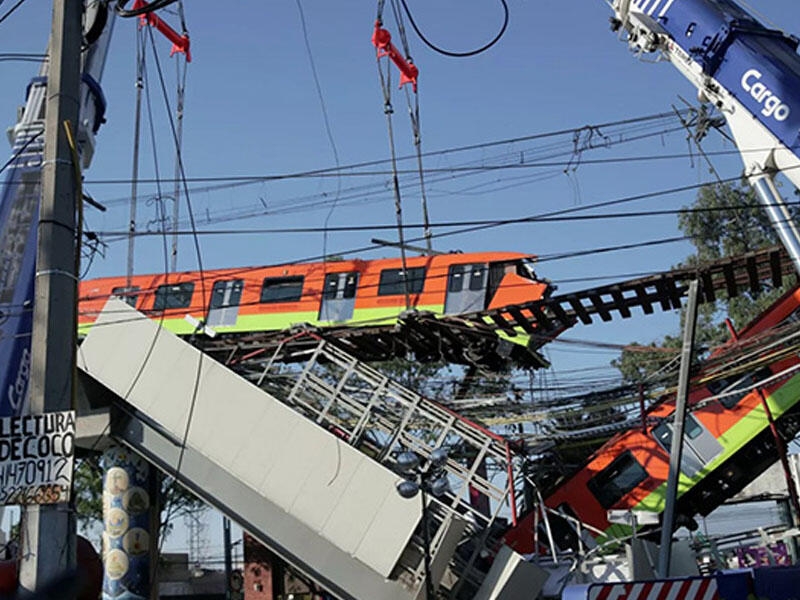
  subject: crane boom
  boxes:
[611,0,800,272]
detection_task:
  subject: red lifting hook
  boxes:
[372,21,418,92]
[132,0,191,62]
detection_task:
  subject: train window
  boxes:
[587,450,648,510]
[153,282,194,310]
[344,273,357,298]
[652,414,702,451]
[210,279,243,309]
[111,286,140,308]
[448,265,465,293]
[685,414,702,439]
[261,276,304,303]
[323,274,338,300]
[322,273,357,300]
[378,267,425,296]
[469,266,487,291]
[517,258,539,281]
[448,264,486,293]
[652,421,672,452]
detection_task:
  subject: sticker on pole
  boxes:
[0,411,75,505]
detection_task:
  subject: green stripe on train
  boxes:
[81,304,445,336]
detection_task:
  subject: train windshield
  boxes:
[586,450,648,509]
[516,258,539,281]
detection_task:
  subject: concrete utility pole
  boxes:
[657,280,699,579]
[18,0,82,593]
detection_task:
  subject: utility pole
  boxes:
[18,0,82,593]
[223,516,232,600]
[657,280,699,579]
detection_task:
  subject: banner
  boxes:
[0,410,75,504]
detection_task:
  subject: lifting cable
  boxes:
[374,1,413,309]
[120,0,191,280]
[372,0,510,293]
[391,0,433,255]
[121,4,205,588]
[374,0,430,309]
[127,26,146,288]
[169,1,189,272]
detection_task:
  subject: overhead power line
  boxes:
[91,198,800,239]
[0,109,691,190]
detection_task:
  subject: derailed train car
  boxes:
[78,251,552,348]
[504,285,800,554]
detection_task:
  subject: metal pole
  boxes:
[420,485,435,599]
[750,174,800,277]
[223,516,232,600]
[657,280,699,579]
[18,0,82,593]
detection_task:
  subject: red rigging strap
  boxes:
[132,0,191,62]
[372,21,418,92]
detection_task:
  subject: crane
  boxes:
[610,0,800,273]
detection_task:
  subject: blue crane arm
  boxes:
[0,4,114,417]
[612,0,800,186]
[612,0,800,274]
[0,158,41,417]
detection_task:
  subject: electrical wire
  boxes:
[0,0,27,26]
[146,25,206,306]
[115,0,179,17]
[64,109,694,193]
[71,121,748,241]
[295,0,344,310]
[398,0,509,57]
[90,196,800,240]
[0,52,47,63]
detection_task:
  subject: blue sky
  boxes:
[3,1,800,379]
[3,0,800,562]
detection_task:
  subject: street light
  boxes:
[395,449,450,600]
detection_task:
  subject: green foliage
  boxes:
[74,455,103,531]
[613,180,800,382]
[678,182,777,261]
[610,339,681,384]
[72,452,205,541]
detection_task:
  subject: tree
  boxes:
[73,452,205,544]
[678,180,800,329]
[612,179,800,382]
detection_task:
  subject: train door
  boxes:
[652,414,722,477]
[683,413,723,465]
[319,272,358,322]
[444,263,488,314]
[207,279,243,327]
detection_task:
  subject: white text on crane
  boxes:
[741,69,791,121]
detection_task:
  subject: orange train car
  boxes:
[78,251,552,346]
[503,284,800,554]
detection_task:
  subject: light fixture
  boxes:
[429,448,448,469]
[396,451,421,474]
[396,480,420,499]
